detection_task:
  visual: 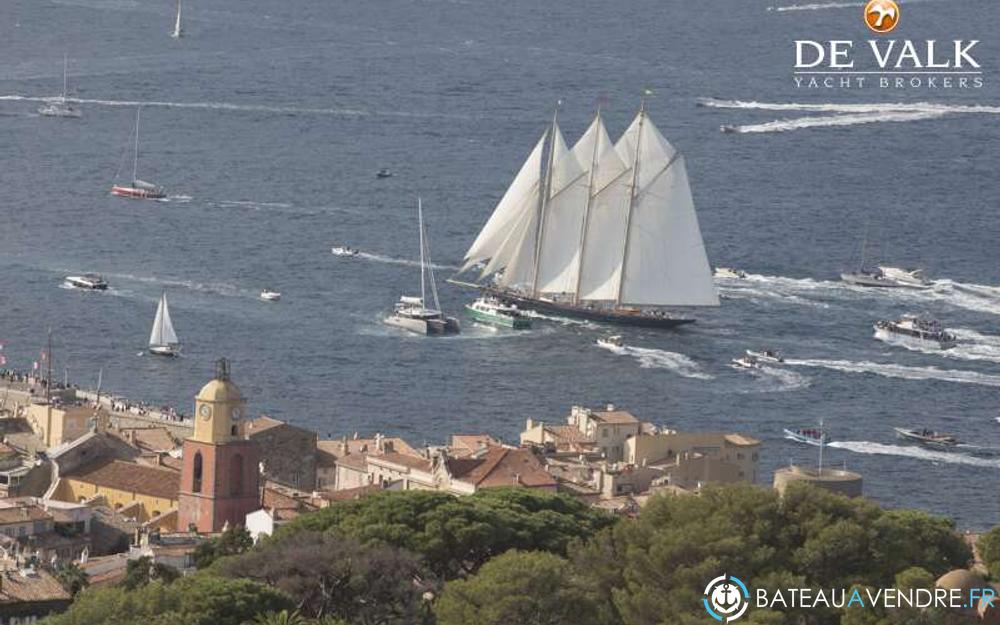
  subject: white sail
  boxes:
[617,114,719,306]
[463,133,545,271]
[534,125,590,295]
[171,0,182,38]
[576,120,631,301]
[149,293,179,346]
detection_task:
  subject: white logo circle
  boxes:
[704,575,749,622]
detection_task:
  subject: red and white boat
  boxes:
[110,107,166,200]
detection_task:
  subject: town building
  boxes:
[243,416,317,490]
[522,405,643,461]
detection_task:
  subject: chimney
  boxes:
[606,403,615,412]
[526,418,534,431]
[383,440,394,454]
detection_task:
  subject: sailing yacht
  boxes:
[384,199,460,336]
[148,292,181,356]
[170,0,183,38]
[454,101,719,328]
[111,108,167,200]
[38,55,81,118]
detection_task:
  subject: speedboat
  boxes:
[714,267,746,279]
[874,315,956,349]
[784,428,826,446]
[597,335,624,349]
[894,427,959,448]
[64,274,109,290]
[376,168,393,179]
[465,296,530,329]
[746,348,784,363]
[730,355,760,370]
[719,125,738,134]
[260,289,281,301]
[39,99,81,118]
[331,246,359,257]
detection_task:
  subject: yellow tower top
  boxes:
[192,358,246,444]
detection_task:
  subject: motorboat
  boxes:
[719,125,738,134]
[730,355,760,370]
[331,246,359,257]
[376,168,393,179]
[874,315,956,349]
[894,427,959,448]
[746,348,784,363]
[64,274,108,290]
[148,292,181,357]
[783,428,826,446]
[383,199,460,336]
[110,108,166,200]
[877,266,931,288]
[714,267,746,279]
[38,55,81,119]
[841,266,929,289]
[260,289,281,301]
[597,335,624,349]
[465,296,530,329]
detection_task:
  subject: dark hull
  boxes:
[488,289,695,329]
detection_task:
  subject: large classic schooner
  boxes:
[455,100,719,328]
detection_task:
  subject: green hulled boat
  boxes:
[465,296,531,329]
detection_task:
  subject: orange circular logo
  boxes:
[864,0,900,33]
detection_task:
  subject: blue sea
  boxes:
[1,0,998,528]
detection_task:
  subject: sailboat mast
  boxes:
[573,108,602,305]
[418,198,426,307]
[616,96,647,307]
[132,108,141,183]
[62,54,68,101]
[530,103,560,297]
[818,417,825,474]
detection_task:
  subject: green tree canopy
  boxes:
[194,525,254,569]
[978,525,1000,579]
[435,550,605,625]
[277,488,614,579]
[44,574,293,625]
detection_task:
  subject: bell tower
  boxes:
[178,359,260,533]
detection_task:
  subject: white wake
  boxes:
[830,441,1000,469]
[352,251,459,271]
[597,343,714,380]
[785,358,1000,387]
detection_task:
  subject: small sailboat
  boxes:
[111,108,167,200]
[170,0,183,38]
[384,199,460,336]
[38,55,81,118]
[148,292,180,356]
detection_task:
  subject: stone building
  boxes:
[244,416,317,490]
[522,405,643,462]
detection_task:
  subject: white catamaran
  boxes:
[170,0,183,38]
[385,199,460,336]
[38,55,81,118]
[455,101,719,328]
[148,292,181,356]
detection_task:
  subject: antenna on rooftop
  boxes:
[214,357,230,381]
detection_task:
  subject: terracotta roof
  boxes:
[545,425,593,444]
[724,434,761,446]
[0,505,52,526]
[368,452,431,472]
[590,409,640,425]
[449,447,555,489]
[0,567,71,602]
[64,459,180,501]
[450,434,501,457]
[245,415,315,439]
[317,484,382,502]
[335,451,369,471]
[317,437,418,461]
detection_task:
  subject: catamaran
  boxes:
[148,292,180,356]
[38,55,81,118]
[454,100,719,328]
[384,199,460,336]
[111,108,167,200]
[170,0,183,38]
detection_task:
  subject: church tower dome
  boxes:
[192,358,247,444]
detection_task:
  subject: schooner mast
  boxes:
[530,104,560,299]
[617,96,646,307]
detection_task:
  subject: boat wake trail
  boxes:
[700,99,1000,134]
[753,366,811,391]
[597,344,714,380]
[101,272,255,299]
[919,280,1000,316]
[785,358,1000,387]
[353,252,458,272]
[876,328,1000,364]
[768,0,948,12]
[716,275,831,308]
[829,441,1000,469]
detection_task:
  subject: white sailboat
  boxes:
[170,0,183,38]
[385,199,460,335]
[148,292,181,356]
[38,55,81,118]
[455,99,718,328]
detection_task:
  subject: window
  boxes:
[192,452,203,493]
[230,454,244,496]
